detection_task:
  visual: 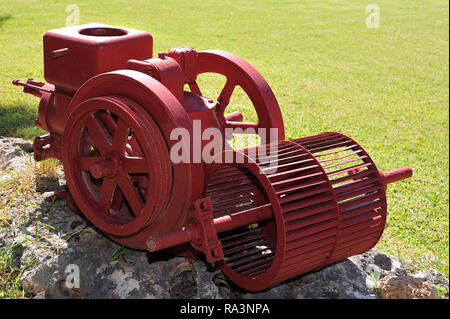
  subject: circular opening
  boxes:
[205,163,278,289]
[79,27,128,37]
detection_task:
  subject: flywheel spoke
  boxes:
[98,112,116,136]
[122,157,149,174]
[97,112,136,156]
[127,134,143,157]
[111,118,130,155]
[85,115,112,155]
[188,81,202,95]
[98,178,116,212]
[117,174,144,216]
[110,186,124,213]
[217,80,236,111]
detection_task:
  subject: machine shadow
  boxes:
[0,14,12,29]
[0,104,43,138]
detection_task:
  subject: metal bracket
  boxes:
[189,197,224,263]
[33,133,62,161]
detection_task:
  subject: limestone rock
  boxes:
[379,275,440,299]
[0,137,33,166]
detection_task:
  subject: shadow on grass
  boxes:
[0,14,12,29]
[0,104,44,139]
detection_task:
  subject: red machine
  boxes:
[13,23,412,291]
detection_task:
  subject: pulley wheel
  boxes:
[62,95,172,237]
[194,50,285,143]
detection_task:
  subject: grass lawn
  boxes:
[0,0,448,285]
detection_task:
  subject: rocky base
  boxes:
[0,137,448,299]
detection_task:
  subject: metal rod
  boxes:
[382,167,413,185]
[12,79,54,94]
[146,204,273,252]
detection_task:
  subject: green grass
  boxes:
[0,242,34,298]
[0,245,24,298]
[0,0,448,283]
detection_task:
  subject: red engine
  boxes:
[12,23,412,291]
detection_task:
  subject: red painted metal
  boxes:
[379,167,413,190]
[44,23,153,93]
[291,132,389,265]
[146,196,274,260]
[12,24,412,292]
[202,143,339,290]
[62,95,172,236]
[195,50,285,143]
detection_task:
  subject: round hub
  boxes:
[62,95,172,236]
[89,153,120,179]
